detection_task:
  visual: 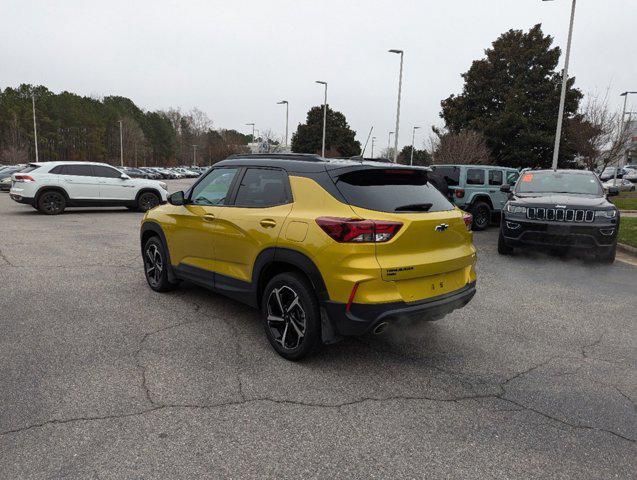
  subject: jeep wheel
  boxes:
[37,191,66,215]
[143,237,178,292]
[261,272,321,361]
[595,246,616,264]
[498,230,513,255]
[137,192,160,212]
[471,202,491,231]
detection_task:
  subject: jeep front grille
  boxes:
[526,208,594,223]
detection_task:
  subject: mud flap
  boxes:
[320,306,342,345]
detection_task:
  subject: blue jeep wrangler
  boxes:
[430,165,520,230]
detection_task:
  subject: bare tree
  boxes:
[430,129,493,165]
[568,90,633,171]
[0,113,28,164]
[258,129,284,153]
[120,117,148,167]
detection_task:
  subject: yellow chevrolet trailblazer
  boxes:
[140,154,477,360]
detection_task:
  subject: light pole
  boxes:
[387,131,394,158]
[246,123,255,151]
[371,137,376,158]
[543,0,577,170]
[31,94,39,162]
[118,120,124,167]
[316,81,328,157]
[389,49,404,163]
[192,145,197,166]
[410,126,421,165]
[277,100,289,149]
[614,91,637,184]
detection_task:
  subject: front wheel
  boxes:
[261,272,321,361]
[143,237,179,292]
[471,202,492,231]
[595,246,616,264]
[137,192,160,212]
[498,230,513,255]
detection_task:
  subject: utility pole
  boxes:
[31,94,39,162]
[371,137,376,158]
[118,120,124,167]
[387,131,394,158]
[246,123,255,152]
[544,0,577,170]
[389,49,404,163]
[192,145,197,166]
[614,91,637,185]
[316,81,328,157]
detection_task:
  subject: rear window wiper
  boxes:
[394,203,433,212]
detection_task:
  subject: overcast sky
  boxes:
[2,0,635,152]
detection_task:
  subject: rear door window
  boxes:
[234,168,290,207]
[63,164,94,176]
[335,168,453,213]
[466,168,485,185]
[430,166,460,186]
[488,170,503,186]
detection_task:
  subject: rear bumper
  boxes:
[323,281,476,336]
[9,193,34,205]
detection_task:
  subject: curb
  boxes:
[617,243,637,257]
[620,209,637,214]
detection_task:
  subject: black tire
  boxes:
[471,201,492,231]
[37,190,66,215]
[137,191,161,212]
[498,230,513,255]
[595,246,616,264]
[261,272,322,361]
[143,236,179,292]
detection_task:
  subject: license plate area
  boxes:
[546,224,570,234]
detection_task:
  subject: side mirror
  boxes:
[607,186,619,197]
[168,191,185,206]
[120,173,130,180]
[500,184,511,193]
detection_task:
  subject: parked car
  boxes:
[122,167,150,179]
[429,164,521,230]
[623,169,637,183]
[140,153,477,360]
[498,169,619,262]
[602,178,635,192]
[9,161,168,214]
[599,166,626,181]
[0,165,27,191]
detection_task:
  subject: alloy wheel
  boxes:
[266,285,307,351]
[41,192,63,214]
[139,193,159,211]
[144,243,163,287]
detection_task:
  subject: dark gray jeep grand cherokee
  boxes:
[498,169,620,263]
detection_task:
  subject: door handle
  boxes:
[203,214,216,222]
[260,219,277,228]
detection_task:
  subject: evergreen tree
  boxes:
[291,105,360,157]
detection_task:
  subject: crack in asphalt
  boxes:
[0,248,15,266]
[1,293,634,445]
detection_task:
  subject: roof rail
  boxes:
[227,153,324,162]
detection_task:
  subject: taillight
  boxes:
[463,213,473,231]
[14,175,35,183]
[315,217,402,243]
[455,189,465,199]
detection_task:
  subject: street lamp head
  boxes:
[620,91,637,96]
[277,100,288,104]
[245,122,255,126]
[414,126,421,130]
[388,49,403,54]
[315,80,327,85]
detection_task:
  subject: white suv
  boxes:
[9,161,168,215]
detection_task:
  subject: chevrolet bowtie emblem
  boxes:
[435,223,449,232]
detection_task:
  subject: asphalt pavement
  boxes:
[0,180,635,479]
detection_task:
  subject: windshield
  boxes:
[516,171,603,196]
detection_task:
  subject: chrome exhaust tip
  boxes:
[373,322,389,335]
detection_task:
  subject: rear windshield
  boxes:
[430,166,460,186]
[516,171,602,196]
[20,165,40,173]
[335,169,454,213]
